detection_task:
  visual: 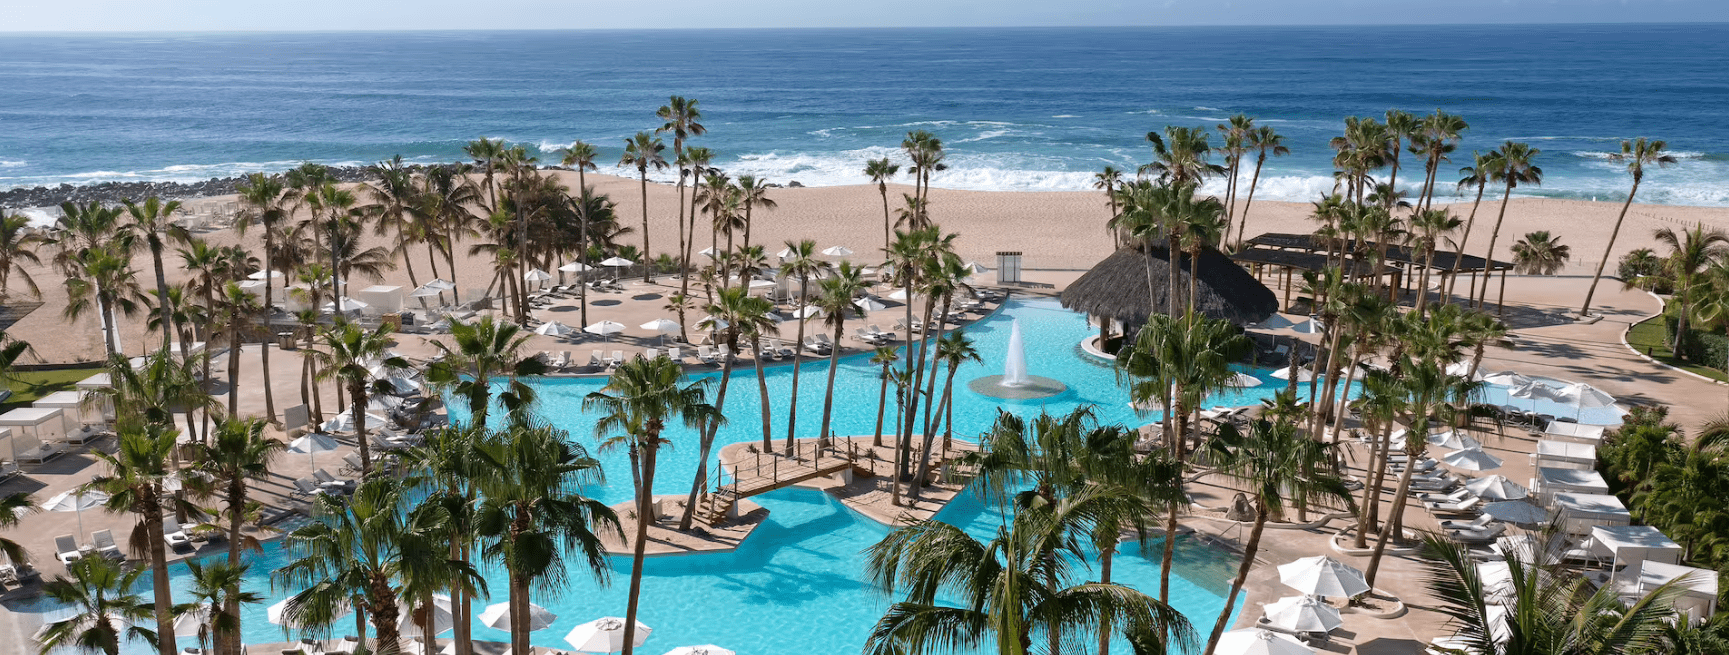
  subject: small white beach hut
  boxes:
[1535,440,1597,471]
[1590,525,1682,568]
[32,390,106,428]
[0,407,73,450]
[1551,492,1631,535]
[1533,467,1610,504]
[357,285,405,315]
[1618,560,1718,624]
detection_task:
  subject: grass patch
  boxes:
[1627,316,1729,383]
[2,367,106,412]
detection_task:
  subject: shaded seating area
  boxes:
[1060,244,1278,347]
[1238,231,1514,310]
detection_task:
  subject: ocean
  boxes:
[2,24,1727,205]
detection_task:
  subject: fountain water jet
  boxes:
[968,318,1068,401]
[1001,319,1029,387]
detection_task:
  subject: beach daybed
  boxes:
[90,530,123,561]
[1534,439,1596,470]
[54,535,82,564]
[1590,525,1682,568]
[1533,467,1610,504]
[163,518,192,549]
[1552,492,1631,535]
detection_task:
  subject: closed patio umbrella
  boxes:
[1223,372,1262,388]
[1270,365,1313,382]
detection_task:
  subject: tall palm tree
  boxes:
[1216,115,1254,243]
[658,96,705,278]
[1362,359,1476,588]
[465,137,508,214]
[473,424,619,655]
[315,323,407,475]
[1142,125,1223,186]
[1512,231,1572,275]
[675,288,764,531]
[276,478,446,654]
[741,291,780,452]
[1655,224,1729,353]
[1410,110,1468,213]
[901,130,946,205]
[863,487,1195,655]
[86,422,189,655]
[620,132,668,282]
[53,200,132,279]
[735,175,776,250]
[1446,151,1501,300]
[1582,137,1680,316]
[1381,109,1418,209]
[867,158,902,250]
[1199,415,1346,655]
[0,213,48,301]
[560,141,601,326]
[1233,126,1289,248]
[37,558,156,655]
[186,417,280,655]
[0,490,35,565]
[1475,142,1543,309]
[925,330,979,455]
[102,347,208,453]
[426,316,546,426]
[869,346,900,449]
[122,197,188,355]
[214,283,261,417]
[64,245,144,356]
[815,263,870,442]
[683,146,715,287]
[179,558,261,655]
[779,239,832,451]
[235,173,293,422]
[365,156,426,295]
[584,357,719,655]
[304,181,362,302]
[1409,208,1462,314]
[1093,166,1126,247]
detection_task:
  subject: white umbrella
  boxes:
[1276,555,1369,598]
[560,262,592,273]
[266,598,351,628]
[524,268,553,283]
[41,490,109,540]
[599,257,634,267]
[748,279,777,290]
[397,595,454,639]
[697,316,729,330]
[888,288,912,301]
[1426,430,1482,450]
[1223,372,1262,388]
[584,320,626,343]
[792,305,824,319]
[1557,382,1617,419]
[535,321,575,337]
[661,647,735,655]
[1270,365,1313,382]
[697,246,717,259]
[821,245,854,257]
[479,601,558,632]
[960,261,990,276]
[367,395,406,412]
[321,410,391,434]
[424,278,456,291]
[1262,595,1342,633]
[172,605,211,634]
[288,433,341,471]
[1441,446,1504,472]
[855,297,887,312]
[247,270,284,280]
[409,284,445,298]
[1483,499,1548,524]
[380,374,422,396]
[774,247,796,259]
[1483,371,1534,387]
[1511,380,1564,412]
[1216,628,1313,655]
[565,617,652,654]
[1466,475,1529,501]
[323,297,368,313]
[641,318,681,346]
[1445,361,1484,381]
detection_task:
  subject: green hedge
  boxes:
[1665,316,1729,369]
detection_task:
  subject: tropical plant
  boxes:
[86,422,192,655]
[64,244,144,356]
[1446,150,1501,300]
[584,357,719,655]
[1093,165,1126,247]
[780,239,833,451]
[620,132,668,282]
[1512,231,1572,275]
[1409,209,1463,313]
[869,346,901,449]
[658,96,706,279]
[37,557,157,655]
[815,262,871,443]
[179,559,262,655]
[314,322,406,475]
[185,417,280,655]
[0,491,35,565]
[216,282,262,417]
[1409,110,1468,213]
[1233,125,1289,248]
[426,317,546,425]
[1655,224,1729,353]
[1617,248,1670,293]
[1142,125,1223,186]
[865,158,902,247]
[1581,138,1680,316]
[675,287,763,530]
[0,212,48,301]
[1474,142,1543,308]
[912,330,979,494]
[235,174,295,422]
[122,197,190,354]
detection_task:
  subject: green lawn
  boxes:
[1626,316,1729,383]
[2,367,106,412]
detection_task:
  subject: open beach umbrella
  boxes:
[247,270,284,280]
[1270,365,1313,382]
[960,261,990,276]
[321,409,390,434]
[397,594,455,640]
[1441,446,1504,472]
[560,262,592,273]
[641,318,681,345]
[888,288,914,301]
[697,315,729,331]
[41,490,109,538]
[697,246,717,259]
[1445,361,1484,381]
[1223,372,1262,388]
[855,297,887,312]
[584,320,626,343]
[775,247,796,259]
[1557,382,1617,419]
[1262,595,1342,633]
[599,257,633,279]
[479,601,558,632]
[323,297,368,313]
[1466,475,1529,501]
[661,647,735,655]
[172,606,210,634]
[535,321,575,337]
[524,268,553,285]
[267,598,351,628]
[1276,555,1369,598]
[821,245,854,257]
[1483,371,1534,387]
[1511,380,1563,412]
[1484,499,1548,525]
[409,284,445,298]
[1426,431,1482,451]
[792,305,824,319]
[1216,628,1313,655]
[565,617,651,654]
[422,278,455,291]
[288,432,341,472]
[367,394,406,412]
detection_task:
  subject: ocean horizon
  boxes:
[3,23,1727,205]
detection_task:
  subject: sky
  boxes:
[2,0,1725,31]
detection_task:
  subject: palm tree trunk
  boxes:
[145,494,177,655]
[1581,177,1641,316]
[508,570,529,655]
[151,245,173,354]
[452,537,472,655]
[227,315,242,417]
[872,362,890,449]
[1202,503,1267,655]
[1234,154,1267,248]
[98,293,119,356]
[818,316,847,444]
[1445,184,1486,301]
[1097,539,1117,655]
[1476,185,1515,309]
[639,170,652,283]
[679,358,734,531]
[784,279,809,453]
[1354,420,1392,549]
[352,383,372,475]
[370,588,402,655]
[880,185,892,251]
[1364,434,1421,588]
[753,335,773,452]
[621,440,658,655]
[260,236,277,422]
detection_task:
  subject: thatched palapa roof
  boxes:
[1061,245,1278,326]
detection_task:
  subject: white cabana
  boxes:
[1543,421,1606,445]
[1590,525,1683,568]
[1534,467,1609,503]
[0,407,73,448]
[356,285,405,314]
[1535,439,1596,471]
[1617,560,1718,624]
[33,390,107,427]
[1551,492,1631,535]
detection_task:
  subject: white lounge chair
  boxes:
[1448,523,1507,544]
[812,334,836,352]
[718,344,735,362]
[644,348,661,361]
[1426,495,1483,515]
[668,347,683,363]
[162,518,192,549]
[90,530,123,561]
[54,535,82,564]
[773,339,796,358]
[697,346,719,365]
[1440,514,1498,531]
[587,350,603,369]
[609,350,625,367]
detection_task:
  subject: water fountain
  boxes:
[968,319,1067,400]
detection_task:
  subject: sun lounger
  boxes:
[1425,496,1483,515]
[162,518,192,549]
[668,347,683,363]
[644,348,661,360]
[866,324,892,339]
[697,346,719,365]
[338,452,366,476]
[854,327,882,344]
[90,530,123,561]
[54,535,83,564]
[803,336,826,353]
[291,478,331,501]
[314,469,356,494]
[772,339,796,358]
[609,350,625,367]
[587,350,603,369]
[551,351,571,370]
[63,425,101,445]
[718,345,735,362]
[1440,514,1498,531]
[1448,523,1507,544]
[17,443,61,464]
[0,461,16,480]
[812,334,836,353]
[1419,488,1474,504]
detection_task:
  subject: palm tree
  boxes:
[815,263,870,442]
[179,559,261,655]
[1655,224,1729,353]
[1093,166,1127,247]
[1410,110,1468,213]
[276,478,445,654]
[901,130,946,205]
[682,147,715,282]
[741,291,781,452]
[37,557,156,655]
[1233,125,1289,248]
[675,287,764,531]
[365,156,427,295]
[1199,415,1346,655]
[64,245,144,356]
[1512,231,1572,275]
[867,158,902,249]
[315,323,406,475]
[102,347,208,453]
[304,181,363,302]
[926,330,979,453]
[1446,150,1501,300]
[1475,142,1543,309]
[1582,138,1680,316]
[779,239,833,451]
[0,213,48,301]
[0,490,35,565]
[1142,125,1223,186]
[87,422,189,655]
[215,283,261,417]
[735,175,776,249]
[863,487,1194,655]
[186,417,280,655]
[235,173,293,422]
[620,132,667,282]
[122,197,189,355]
[584,357,719,655]
[1361,359,1476,588]
[869,346,900,449]
[1381,109,1418,208]
[658,96,705,277]
[1409,208,1462,314]
[560,141,601,326]
[473,424,620,655]
[465,137,508,213]
[426,316,546,426]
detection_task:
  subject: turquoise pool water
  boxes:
[82,298,1316,655]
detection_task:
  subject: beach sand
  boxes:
[9,171,1728,364]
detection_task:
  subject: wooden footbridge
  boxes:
[698,437,976,524]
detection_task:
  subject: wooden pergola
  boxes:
[1237,232,1516,311]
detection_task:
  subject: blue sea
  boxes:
[2,24,1728,204]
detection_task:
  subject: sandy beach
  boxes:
[8,171,1729,364]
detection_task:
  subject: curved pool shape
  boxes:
[87,298,1326,655]
[1472,375,1626,425]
